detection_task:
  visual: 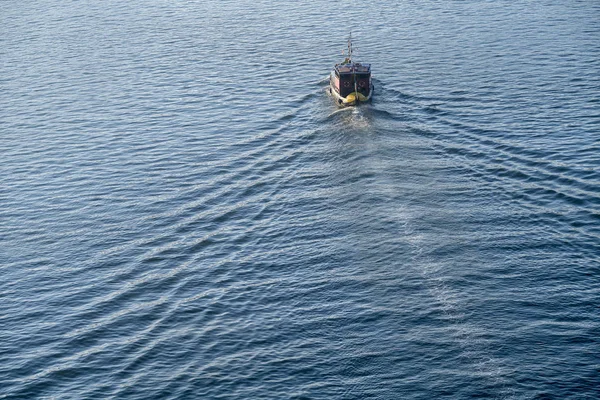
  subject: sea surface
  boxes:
[1,0,599,399]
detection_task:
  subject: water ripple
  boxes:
[2,0,600,399]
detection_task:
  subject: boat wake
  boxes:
[317,75,330,86]
[324,104,372,129]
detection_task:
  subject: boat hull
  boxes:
[328,81,373,106]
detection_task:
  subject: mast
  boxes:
[349,33,358,99]
[347,32,353,62]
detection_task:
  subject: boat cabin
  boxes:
[332,63,371,98]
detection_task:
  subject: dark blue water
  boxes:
[2,0,599,398]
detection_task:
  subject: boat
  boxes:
[328,35,373,106]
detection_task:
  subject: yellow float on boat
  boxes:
[343,91,369,105]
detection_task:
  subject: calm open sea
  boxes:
[1,0,599,398]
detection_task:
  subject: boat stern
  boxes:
[329,81,373,106]
[342,91,369,105]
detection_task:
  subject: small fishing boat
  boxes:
[328,35,373,106]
